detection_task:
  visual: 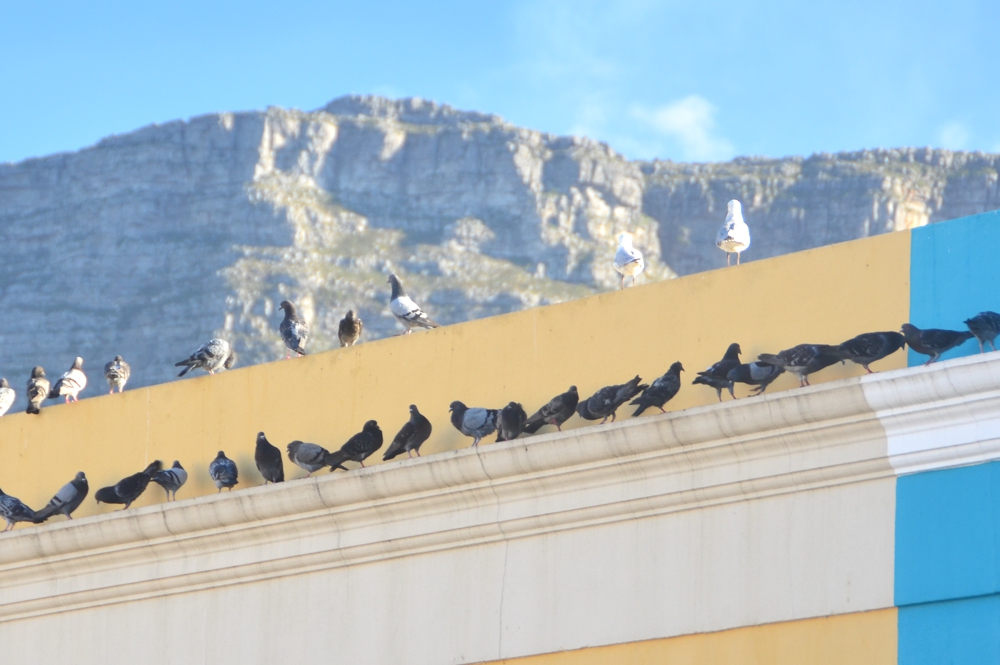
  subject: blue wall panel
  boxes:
[908,210,1000,366]
[899,595,1000,665]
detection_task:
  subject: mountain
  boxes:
[1,95,997,405]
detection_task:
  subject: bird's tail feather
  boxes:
[26,403,41,415]
[32,506,53,523]
[756,354,785,367]
[323,451,350,471]
[522,419,543,434]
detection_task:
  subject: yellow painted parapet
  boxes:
[0,231,910,518]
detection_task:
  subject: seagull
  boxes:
[104,355,131,394]
[339,310,364,347]
[287,441,331,477]
[48,357,87,403]
[175,339,236,377]
[522,386,579,434]
[726,362,784,396]
[630,362,684,416]
[209,451,239,492]
[324,421,384,469]
[0,488,36,531]
[496,402,528,442]
[716,199,750,266]
[278,300,309,358]
[901,323,974,365]
[692,343,742,401]
[837,332,906,373]
[449,401,499,447]
[576,376,648,424]
[95,461,163,509]
[33,472,89,522]
[255,432,285,484]
[613,232,644,289]
[0,379,14,417]
[151,461,188,501]
[964,311,1000,353]
[383,405,433,461]
[25,367,49,415]
[757,344,842,387]
[388,274,440,334]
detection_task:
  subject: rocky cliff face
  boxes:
[1,95,998,405]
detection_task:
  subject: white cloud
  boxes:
[938,121,971,150]
[632,95,735,162]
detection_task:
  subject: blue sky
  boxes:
[2,0,997,164]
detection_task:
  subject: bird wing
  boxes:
[613,246,643,270]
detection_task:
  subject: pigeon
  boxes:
[0,379,14,417]
[693,343,743,401]
[278,300,309,358]
[339,310,364,347]
[900,323,974,365]
[576,376,648,424]
[48,357,87,403]
[757,344,842,387]
[613,232,645,289]
[837,331,906,373]
[496,402,528,442]
[26,366,49,415]
[324,421,384,469]
[964,311,1000,353]
[388,273,440,334]
[209,451,239,492]
[383,405,433,461]
[104,355,131,394]
[286,441,331,477]
[33,472,89,522]
[151,461,188,501]
[95,461,163,509]
[716,199,751,266]
[630,362,684,416]
[726,362,784,396]
[449,401,499,447]
[522,386,580,434]
[255,432,285,484]
[0,488,36,531]
[175,339,236,377]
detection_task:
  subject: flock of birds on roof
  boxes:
[0,203,997,531]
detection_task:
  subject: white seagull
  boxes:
[716,199,751,266]
[613,232,644,289]
[388,274,440,334]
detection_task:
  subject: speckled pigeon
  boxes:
[837,331,906,373]
[48,357,87,403]
[522,386,579,434]
[279,300,309,358]
[964,312,1000,353]
[901,323,974,365]
[383,405,433,461]
[0,488,36,531]
[757,344,842,387]
[175,339,236,377]
[388,273,440,334]
[104,355,131,394]
[209,451,239,492]
[26,366,49,415]
[339,310,364,347]
[576,376,648,424]
[630,362,683,416]
[496,402,528,442]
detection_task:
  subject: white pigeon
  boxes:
[48,357,87,403]
[387,274,440,334]
[716,199,751,266]
[175,339,236,377]
[613,232,644,289]
[0,379,14,416]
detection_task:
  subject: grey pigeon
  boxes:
[104,355,131,394]
[0,488,36,531]
[339,310,364,347]
[837,332,906,373]
[757,344,842,387]
[48,357,87,403]
[965,311,1000,353]
[287,441,330,477]
[630,362,684,416]
[175,339,236,377]
[279,300,309,358]
[383,405,433,461]
[522,386,579,434]
[576,376,648,424]
[255,432,285,484]
[151,461,188,501]
[901,323,974,365]
[209,451,239,492]
[324,421,384,469]
[34,472,89,522]
[0,379,14,417]
[388,273,440,334]
[26,366,49,415]
[726,362,784,396]
[449,401,499,447]
[496,402,528,442]
[95,461,163,509]
[693,343,742,401]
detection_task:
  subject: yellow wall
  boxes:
[0,232,910,519]
[490,609,897,665]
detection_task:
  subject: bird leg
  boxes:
[978,340,985,354]
[658,406,667,413]
[727,253,731,267]
[737,253,742,265]
[600,416,608,425]
[109,389,114,395]
[359,460,366,467]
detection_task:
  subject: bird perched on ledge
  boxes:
[577,376,648,424]
[450,401,499,447]
[964,311,1000,353]
[48,357,87,403]
[287,441,330,477]
[339,309,364,347]
[631,362,683,416]
[522,386,579,434]
[0,379,14,417]
[175,339,236,377]
[209,451,239,492]
[726,362,784,396]
[26,366,49,415]
[757,344,842,387]
[278,300,309,358]
[152,461,188,501]
[95,461,162,509]
[613,232,644,289]
[34,472,89,522]
[324,420,384,469]
[496,402,528,442]
[900,323,973,365]
[0,488,36,531]
[255,432,285,484]
[837,331,906,373]
[716,199,750,266]
[104,355,131,393]
[384,405,432,461]
[388,273,440,334]
[693,343,742,401]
